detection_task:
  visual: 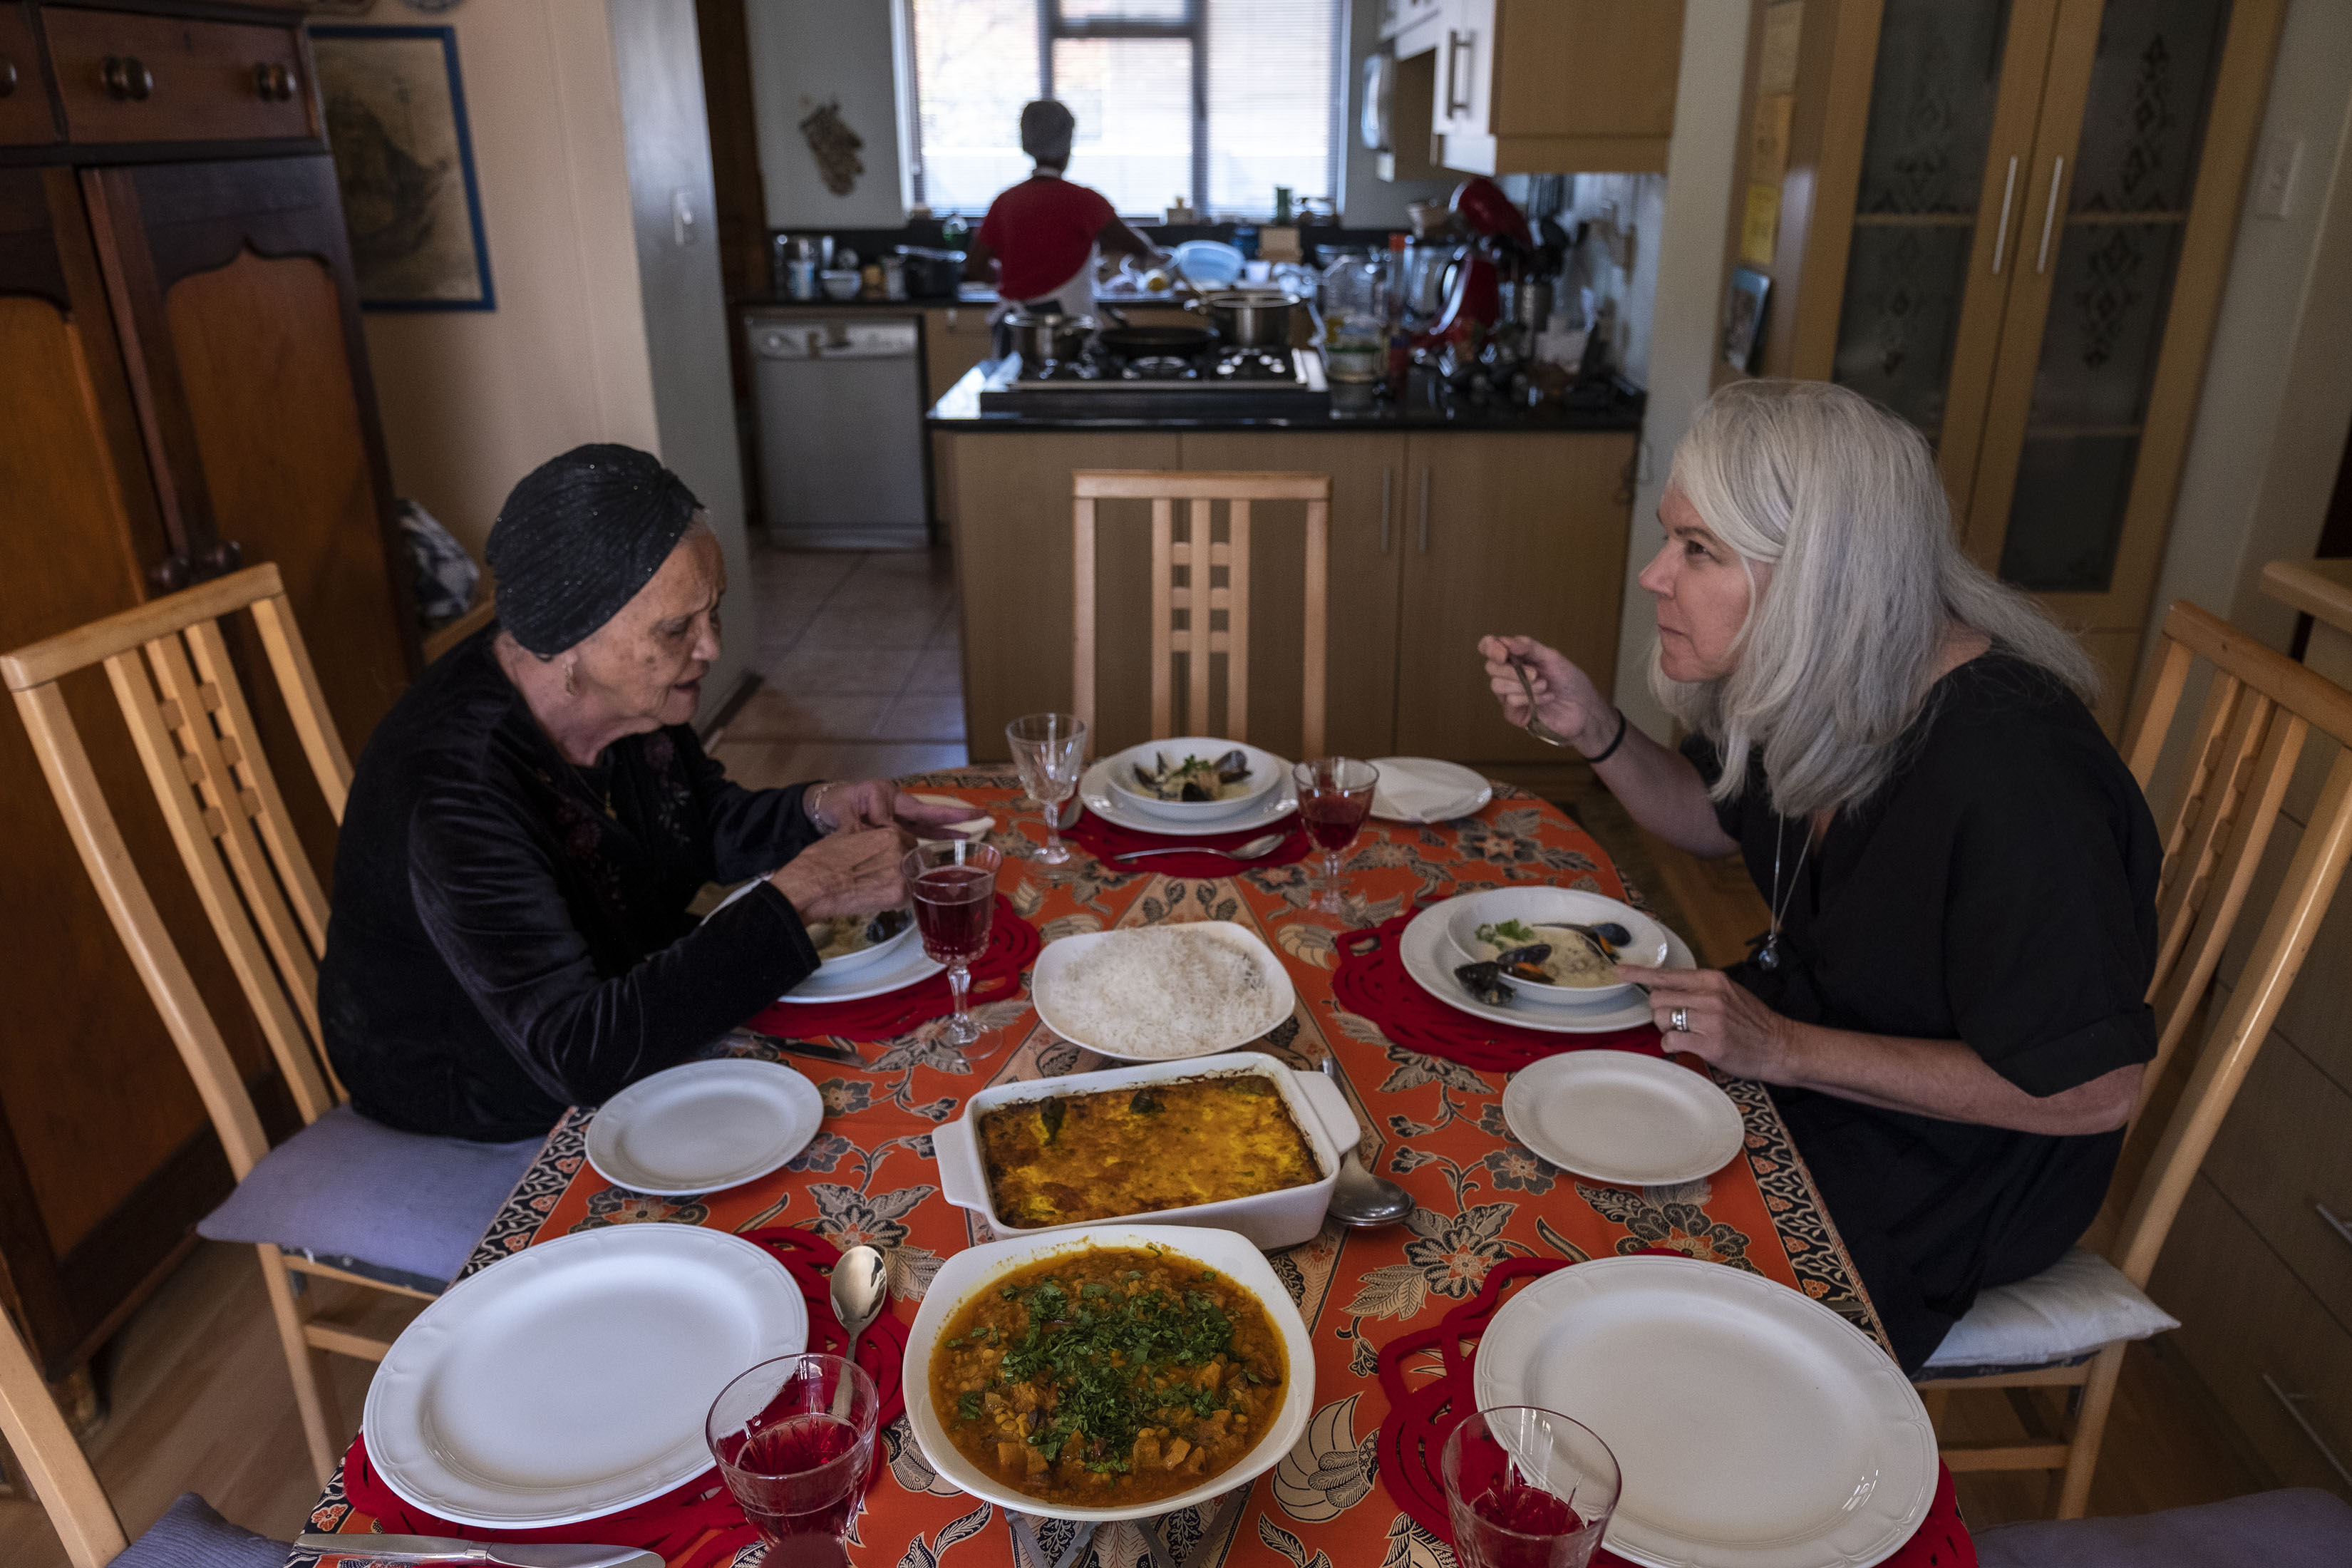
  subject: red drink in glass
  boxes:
[912,865,994,964]
[707,1356,880,1568]
[1291,758,1380,913]
[1301,788,1373,852]
[722,1414,865,1561]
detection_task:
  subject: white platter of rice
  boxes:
[1029,923,1296,1063]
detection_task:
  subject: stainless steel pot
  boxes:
[1187,289,1299,349]
[998,309,1095,364]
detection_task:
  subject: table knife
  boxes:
[296,1535,659,1568]
[743,1028,865,1066]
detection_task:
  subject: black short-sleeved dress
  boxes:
[1683,651,2160,1371]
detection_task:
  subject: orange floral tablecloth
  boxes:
[302,772,1890,1568]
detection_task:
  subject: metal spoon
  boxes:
[1322,1053,1415,1228]
[827,1244,887,1415]
[1113,830,1291,864]
[1508,658,1575,749]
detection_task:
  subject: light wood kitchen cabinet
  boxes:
[1396,431,1633,762]
[942,426,1635,771]
[1406,0,1683,177]
[1727,0,2286,725]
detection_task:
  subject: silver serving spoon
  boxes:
[1113,830,1291,864]
[1322,1053,1415,1227]
[828,1245,887,1415]
[1509,657,1575,749]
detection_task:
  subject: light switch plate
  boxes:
[2254,135,2302,220]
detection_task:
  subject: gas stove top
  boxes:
[979,346,1328,418]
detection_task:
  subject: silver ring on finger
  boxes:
[1669,1006,1690,1033]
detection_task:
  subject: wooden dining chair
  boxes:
[1915,600,2352,1515]
[1071,470,1330,755]
[0,1304,285,1568]
[2,564,538,1485]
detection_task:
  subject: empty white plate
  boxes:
[1474,1255,1936,1568]
[363,1224,808,1527]
[1368,756,1492,822]
[1501,1051,1744,1187]
[586,1059,825,1197]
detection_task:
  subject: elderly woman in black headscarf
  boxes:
[319,445,972,1141]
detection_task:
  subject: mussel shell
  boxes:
[1214,748,1251,783]
[1492,943,1552,968]
[1133,763,1162,792]
[1180,779,1214,802]
[865,908,909,944]
[1589,922,1632,948]
[1454,960,1516,1006]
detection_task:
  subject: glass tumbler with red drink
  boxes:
[1291,757,1380,914]
[706,1353,881,1568]
[904,839,1002,1052]
[1439,1405,1621,1568]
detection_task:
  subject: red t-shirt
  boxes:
[976,176,1116,303]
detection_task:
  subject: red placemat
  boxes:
[335,1227,906,1568]
[743,894,1041,1041]
[1376,1255,1976,1568]
[1331,912,1664,1070]
[1064,805,1313,880]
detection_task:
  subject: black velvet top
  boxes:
[1685,651,2161,1369]
[319,628,822,1141]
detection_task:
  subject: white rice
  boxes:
[1046,927,1279,1059]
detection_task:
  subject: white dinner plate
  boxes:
[585,1059,825,1196]
[1368,756,1492,822]
[703,884,918,976]
[1474,1256,1936,1568]
[1500,1051,1743,1187]
[363,1225,808,1528]
[1078,755,1299,837]
[1399,900,1694,1033]
[1029,922,1296,1061]
[778,932,944,1004]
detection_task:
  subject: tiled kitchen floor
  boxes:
[709,546,970,788]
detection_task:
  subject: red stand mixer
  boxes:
[1422,176,1533,348]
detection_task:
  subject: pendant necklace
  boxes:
[1757,815,1812,971]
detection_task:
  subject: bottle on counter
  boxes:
[941,211,969,249]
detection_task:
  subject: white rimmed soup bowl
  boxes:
[1444,887,1672,1008]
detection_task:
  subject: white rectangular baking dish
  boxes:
[932,1052,1359,1251]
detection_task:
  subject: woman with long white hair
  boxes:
[1480,379,2159,1372]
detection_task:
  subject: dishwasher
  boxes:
[745,311,929,550]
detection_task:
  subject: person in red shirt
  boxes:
[964,100,1162,316]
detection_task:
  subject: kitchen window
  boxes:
[905,0,1343,220]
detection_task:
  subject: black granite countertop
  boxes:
[738,287,994,311]
[925,360,1646,433]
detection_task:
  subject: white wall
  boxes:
[608,0,756,709]
[2137,0,2352,669]
[746,0,908,228]
[356,1,661,559]
[1611,0,1754,733]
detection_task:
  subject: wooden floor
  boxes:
[0,546,2274,1559]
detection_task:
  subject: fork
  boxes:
[1509,658,1575,749]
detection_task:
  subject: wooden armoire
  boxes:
[0,0,413,1387]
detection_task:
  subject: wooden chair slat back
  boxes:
[3,564,351,1158]
[1072,470,1330,755]
[2110,601,2352,1287]
[0,1309,128,1568]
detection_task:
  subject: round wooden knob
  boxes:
[253,61,296,101]
[102,56,153,101]
[1,57,19,98]
[197,540,244,575]
[148,554,192,594]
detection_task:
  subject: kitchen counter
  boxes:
[738,287,994,310]
[926,359,1646,433]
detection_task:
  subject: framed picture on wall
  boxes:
[1722,267,1770,373]
[310,25,495,310]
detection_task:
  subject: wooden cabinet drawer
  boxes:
[42,7,311,145]
[2152,1175,2352,1492]
[0,6,58,146]
[2204,1033,2352,1319]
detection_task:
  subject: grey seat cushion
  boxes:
[1974,1489,2352,1567]
[198,1105,542,1287]
[113,1492,286,1568]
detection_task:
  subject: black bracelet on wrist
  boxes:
[1584,706,1630,765]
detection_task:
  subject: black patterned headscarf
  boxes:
[485,444,703,656]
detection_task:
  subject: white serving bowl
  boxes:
[1105,736,1284,823]
[932,1051,1357,1249]
[1029,922,1295,1062]
[704,881,916,974]
[903,1223,1316,1522]
[818,269,860,299]
[1443,887,1672,1008]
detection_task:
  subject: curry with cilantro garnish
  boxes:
[977,1073,1323,1229]
[929,1245,1288,1505]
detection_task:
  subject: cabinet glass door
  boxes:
[1991,0,2234,594]
[1829,0,2013,444]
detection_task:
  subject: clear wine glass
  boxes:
[706,1354,880,1568]
[1440,1405,1621,1568]
[1005,713,1089,865]
[905,839,1002,1053]
[1291,757,1379,914]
